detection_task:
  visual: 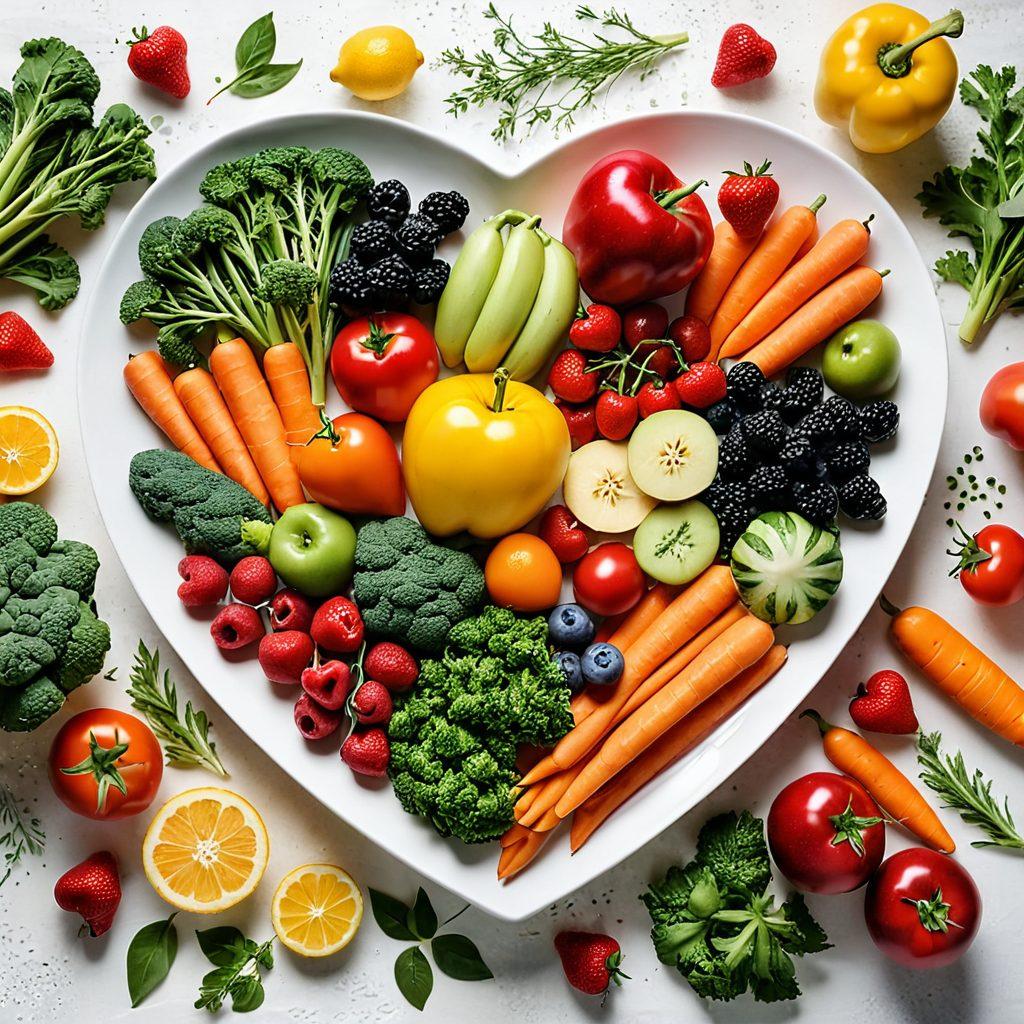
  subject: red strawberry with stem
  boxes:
[555,399,598,450]
[229,556,277,605]
[0,312,53,372]
[548,348,600,403]
[539,505,590,564]
[674,361,727,409]
[637,379,681,418]
[595,391,638,441]
[258,630,314,684]
[342,728,390,777]
[849,670,918,734]
[570,304,621,353]
[712,24,777,89]
[127,26,191,99]
[54,851,121,937]
[364,642,418,691]
[177,555,228,608]
[554,931,629,996]
[718,160,780,239]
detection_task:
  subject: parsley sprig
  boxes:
[0,785,45,886]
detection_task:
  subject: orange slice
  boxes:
[271,863,363,957]
[0,406,58,495]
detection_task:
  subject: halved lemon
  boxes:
[142,788,269,914]
[271,863,363,957]
[0,406,58,495]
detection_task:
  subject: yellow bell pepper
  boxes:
[815,5,964,154]
[402,369,570,539]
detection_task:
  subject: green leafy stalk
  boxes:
[194,927,274,1013]
[0,785,45,886]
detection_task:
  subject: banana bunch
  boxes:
[435,209,579,381]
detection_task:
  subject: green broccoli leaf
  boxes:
[0,241,80,310]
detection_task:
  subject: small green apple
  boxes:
[268,503,356,598]
[823,320,901,399]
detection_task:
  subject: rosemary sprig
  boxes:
[441,4,689,141]
[0,784,45,886]
[127,641,228,777]
[917,730,1024,850]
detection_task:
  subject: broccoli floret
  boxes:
[59,601,112,692]
[129,449,271,564]
[199,156,256,206]
[249,146,312,191]
[173,205,239,250]
[2,241,81,311]
[0,500,58,553]
[119,278,165,324]
[138,216,186,278]
[256,259,318,310]
[0,676,65,732]
[696,811,772,897]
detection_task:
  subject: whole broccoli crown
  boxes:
[0,501,58,553]
[308,148,373,197]
[198,156,256,206]
[16,539,100,599]
[256,259,318,309]
[249,146,312,191]
[119,278,165,324]
[173,205,238,250]
[1,676,65,732]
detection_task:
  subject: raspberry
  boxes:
[229,556,277,605]
[364,642,419,691]
[177,555,228,608]
[210,603,264,650]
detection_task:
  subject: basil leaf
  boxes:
[394,946,433,1011]
[369,888,417,941]
[126,914,178,1007]
[407,887,438,940]
[229,974,265,1013]
[232,60,302,98]
[196,926,246,966]
[235,12,276,73]
[431,933,494,981]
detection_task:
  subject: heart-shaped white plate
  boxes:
[79,110,946,920]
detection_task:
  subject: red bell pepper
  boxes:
[562,149,713,306]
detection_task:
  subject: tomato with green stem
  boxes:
[948,522,1024,606]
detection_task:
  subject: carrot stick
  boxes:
[719,217,872,359]
[497,827,551,880]
[594,612,627,644]
[519,565,738,786]
[124,351,221,473]
[208,339,305,512]
[803,710,954,853]
[740,266,887,379]
[708,196,826,359]
[532,805,562,832]
[500,822,532,848]
[517,773,565,827]
[685,220,761,324]
[571,645,787,851]
[264,343,320,447]
[556,615,775,817]
[173,368,270,504]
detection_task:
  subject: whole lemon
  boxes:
[331,26,424,101]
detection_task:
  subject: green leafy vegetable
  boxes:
[127,914,178,1007]
[0,784,45,886]
[194,926,274,1013]
[917,65,1024,343]
[395,947,433,1011]
[642,811,830,1003]
[208,13,302,103]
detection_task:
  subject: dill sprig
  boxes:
[917,730,1024,850]
[0,785,45,886]
[441,4,689,141]
[127,641,228,777]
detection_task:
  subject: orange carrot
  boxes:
[803,710,954,853]
[740,266,887,379]
[208,339,305,512]
[497,826,551,880]
[518,565,738,786]
[571,645,787,851]
[124,351,220,473]
[789,221,819,266]
[718,217,872,359]
[594,612,627,644]
[517,773,566,827]
[173,368,270,504]
[263,343,320,446]
[685,220,761,324]
[556,615,775,817]
[708,196,826,359]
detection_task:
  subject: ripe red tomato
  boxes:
[767,772,885,894]
[572,543,645,617]
[864,848,981,969]
[331,313,439,423]
[48,709,163,820]
[951,523,1024,606]
[979,361,1024,451]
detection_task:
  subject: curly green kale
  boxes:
[0,503,110,732]
[388,606,573,844]
[353,517,485,653]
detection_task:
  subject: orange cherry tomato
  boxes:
[485,533,564,612]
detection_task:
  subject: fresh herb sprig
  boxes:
[917,731,1024,850]
[194,927,274,1013]
[0,785,45,886]
[127,641,228,777]
[441,4,688,141]
[208,12,302,104]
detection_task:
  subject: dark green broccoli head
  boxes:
[198,156,256,205]
[16,540,100,599]
[308,148,373,198]
[249,146,312,191]
[138,216,187,277]
[695,811,772,897]
[173,205,239,250]
[119,278,165,324]
[58,601,111,693]
[256,259,318,310]
[1,676,66,732]
[156,322,206,370]
[0,501,58,553]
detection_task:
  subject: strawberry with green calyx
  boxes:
[718,160,780,238]
[548,347,600,403]
[570,303,621,353]
[54,851,122,937]
[127,26,191,99]
[674,361,728,409]
[555,930,629,996]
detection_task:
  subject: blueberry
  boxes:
[547,603,595,649]
[554,651,584,694]
[580,642,625,687]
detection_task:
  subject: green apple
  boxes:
[822,319,901,399]
[268,503,356,598]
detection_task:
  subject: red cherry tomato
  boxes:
[767,772,885,894]
[950,522,1024,606]
[979,361,1024,451]
[864,848,981,969]
[330,312,439,422]
[572,542,645,616]
[48,709,163,820]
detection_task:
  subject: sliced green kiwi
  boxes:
[633,500,720,585]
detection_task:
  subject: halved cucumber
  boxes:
[633,501,720,585]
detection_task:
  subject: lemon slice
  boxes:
[0,406,59,495]
[142,788,269,914]
[271,864,363,957]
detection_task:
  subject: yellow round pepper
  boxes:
[815,5,964,154]
[402,369,570,539]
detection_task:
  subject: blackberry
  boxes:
[703,478,751,515]
[791,480,839,526]
[716,501,752,556]
[819,395,862,441]
[366,179,411,226]
[741,409,787,457]
[328,257,371,308]
[411,259,450,304]
[704,397,740,435]
[780,366,824,424]
[394,213,443,266]
[838,474,887,520]
[779,435,823,480]
[718,427,756,482]
[748,464,790,509]
[726,362,767,412]
[860,400,900,444]
[418,190,469,234]
[792,406,835,447]
[365,255,413,308]
[825,441,870,483]
[350,220,394,266]
[760,383,784,412]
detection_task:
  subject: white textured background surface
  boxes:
[0,1,1020,1021]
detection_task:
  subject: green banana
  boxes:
[463,214,545,373]
[502,230,579,382]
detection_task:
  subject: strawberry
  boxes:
[622,303,668,347]
[210,603,264,650]
[850,670,918,734]
[301,660,352,709]
[177,555,228,608]
[268,588,315,633]
[294,692,343,740]
[229,556,277,605]
[637,379,681,418]
[668,315,712,363]
[342,728,391,777]
[595,391,638,440]
[54,851,121,937]
[548,348,599,403]
[555,399,598,450]
[364,642,419,691]
[311,597,364,653]
[127,25,190,99]
[718,160,780,239]
[539,504,589,564]
[674,361,727,409]
[352,680,394,726]
[258,630,314,684]
[0,312,53,372]
[554,931,628,996]
[569,304,621,353]
[711,23,777,89]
